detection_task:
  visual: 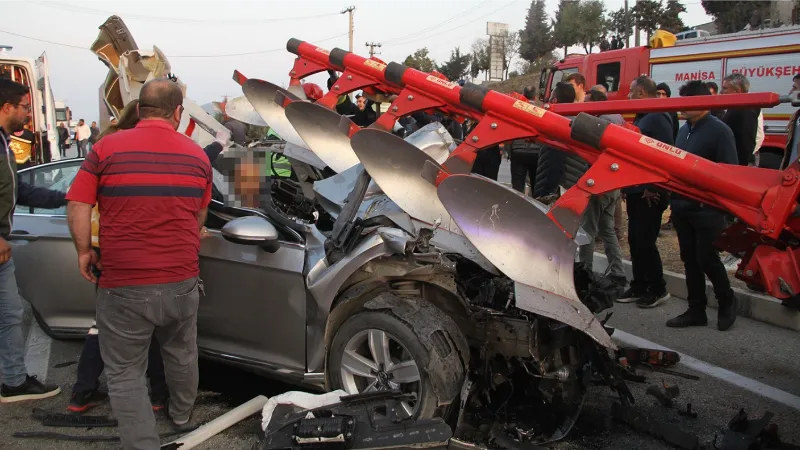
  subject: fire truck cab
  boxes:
[540,25,800,168]
[0,47,59,166]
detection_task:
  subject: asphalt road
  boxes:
[2,292,798,450]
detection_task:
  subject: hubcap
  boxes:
[339,329,421,416]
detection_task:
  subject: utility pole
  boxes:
[365,42,382,57]
[342,6,355,52]
[624,0,630,48]
[633,0,640,47]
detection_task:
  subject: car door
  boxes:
[12,159,95,336]
[196,199,308,374]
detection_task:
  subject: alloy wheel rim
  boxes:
[339,329,421,417]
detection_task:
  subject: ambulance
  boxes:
[0,46,60,165]
[539,25,800,167]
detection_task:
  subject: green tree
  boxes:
[470,38,490,79]
[403,48,436,72]
[608,7,634,43]
[660,0,686,33]
[519,0,555,62]
[437,47,472,81]
[576,0,607,53]
[552,0,581,55]
[701,0,770,34]
[633,0,663,42]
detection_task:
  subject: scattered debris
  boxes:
[611,402,700,450]
[645,382,680,408]
[678,403,698,419]
[161,395,268,450]
[13,430,186,443]
[649,366,701,381]
[258,390,452,449]
[32,408,117,428]
[53,361,77,369]
[713,408,799,450]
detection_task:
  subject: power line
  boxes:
[0,29,349,58]
[28,1,339,25]
[387,0,521,47]
[381,0,494,45]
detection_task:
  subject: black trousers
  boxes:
[672,209,734,312]
[509,151,538,193]
[626,194,667,294]
[471,147,502,181]
[73,332,168,399]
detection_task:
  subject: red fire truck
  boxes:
[539,25,800,167]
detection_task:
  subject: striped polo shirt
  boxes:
[66,119,212,288]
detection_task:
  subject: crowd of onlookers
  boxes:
[503,72,800,332]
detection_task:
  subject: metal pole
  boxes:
[341,6,355,52]
[633,0,640,47]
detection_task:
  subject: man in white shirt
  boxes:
[74,119,91,157]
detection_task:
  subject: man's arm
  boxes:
[67,201,99,282]
[17,180,67,209]
[197,207,208,231]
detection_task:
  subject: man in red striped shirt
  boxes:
[66,79,212,450]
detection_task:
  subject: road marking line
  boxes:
[24,321,52,383]
[613,330,800,411]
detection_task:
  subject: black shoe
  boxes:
[637,291,670,308]
[718,299,737,331]
[171,411,198,433]
[151,392,168,412]
[67,389,108,413]
[617,286,646,303]
[0,375,62,403]
[666,310,708,328]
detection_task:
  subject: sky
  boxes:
[1,0,712,123]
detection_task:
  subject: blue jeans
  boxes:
[0,259,27,387]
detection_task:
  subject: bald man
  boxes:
[67,78,211,448]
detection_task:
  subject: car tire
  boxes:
[327,292,468,420]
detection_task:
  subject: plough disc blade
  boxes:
[350,129,460,234]
[436,174,580,303]
[225,95,268,127]
[242,79,306,148]
[286,84,308,101]
[284,101,360,173]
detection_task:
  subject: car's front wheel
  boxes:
[327,292,468,419]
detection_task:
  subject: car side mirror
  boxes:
[221,216,280,253]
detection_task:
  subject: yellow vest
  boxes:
[8,134,32,164]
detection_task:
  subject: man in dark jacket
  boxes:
[667,80,739,331]
[58,123,69,158]
[705,81,725,119]
[721,73,760,166]
[88,121,100,153]
[0,78,66,403]
[656,83,679,141]
[508,86,540,194]
[620,76,673,308]
[533,82,588,198]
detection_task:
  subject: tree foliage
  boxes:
[519,0,555,62]
[552,0,581,54]
[632,0,663,40]
[502,32,521,79]
[701,0,770,34]
[576,0,607,54]
[660,0,686,34]
[607,7,634,42]
[553,0,608,54]
[437,47,472,81]
[470,38,489,79]
[403,48,436,73]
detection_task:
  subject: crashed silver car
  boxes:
[12,16,632,448]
